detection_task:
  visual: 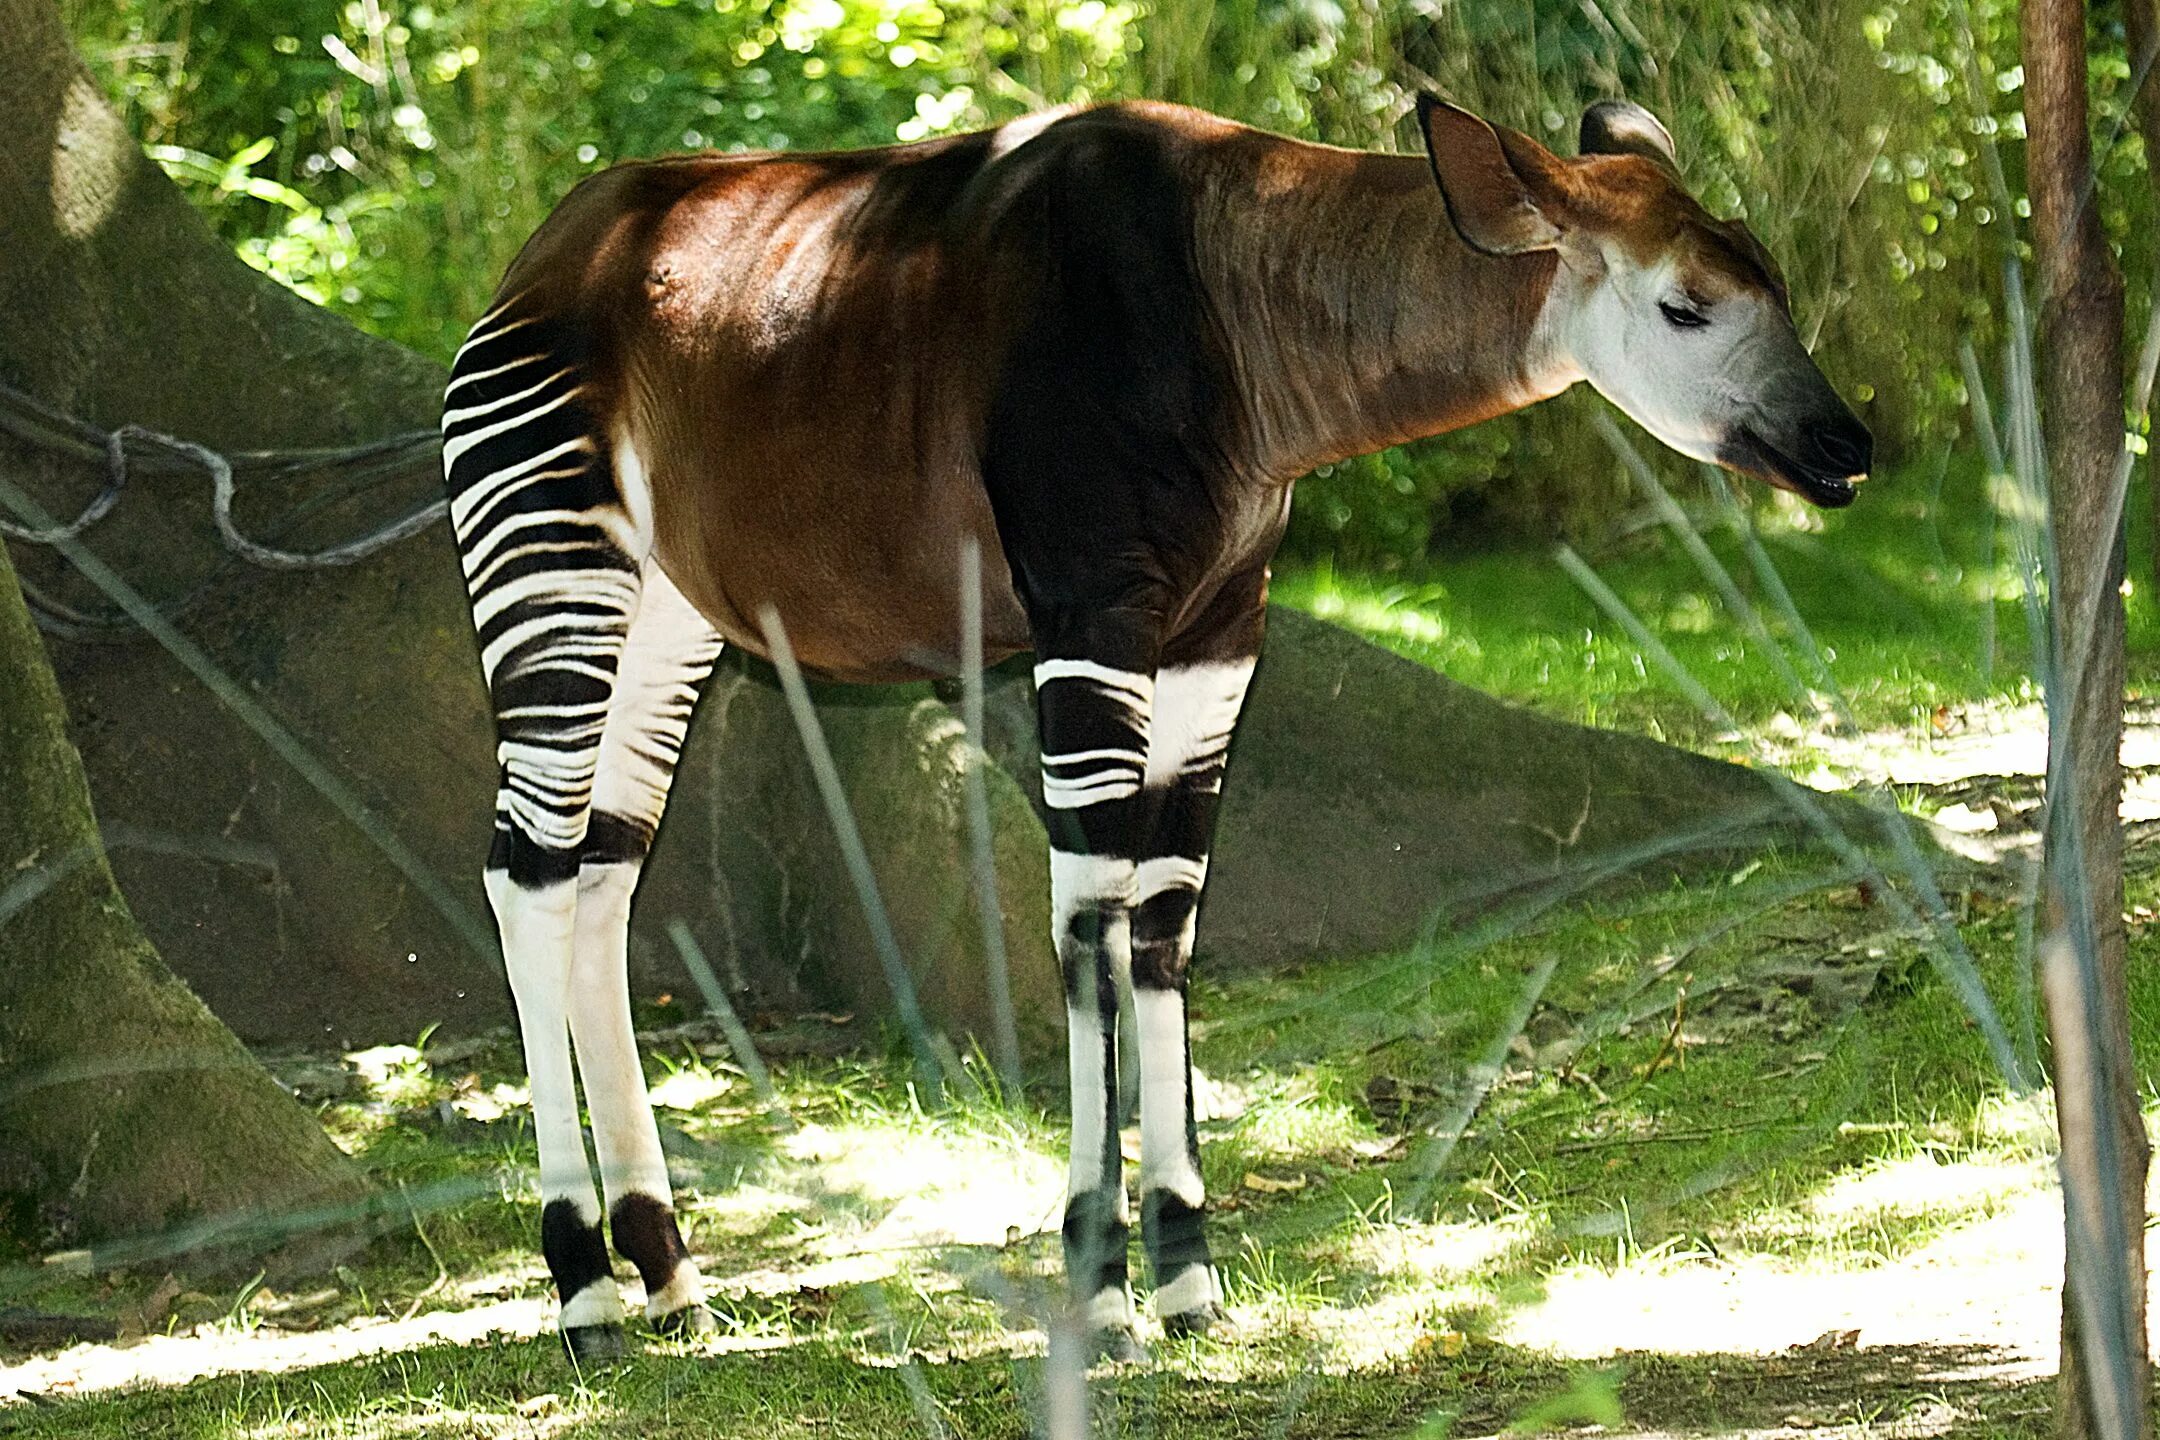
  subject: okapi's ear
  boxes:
[1579,100,1679,177]
[1417,94,1563,257]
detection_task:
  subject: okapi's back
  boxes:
[456,104,1267,682]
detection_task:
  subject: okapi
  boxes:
[442,93,1871,1360]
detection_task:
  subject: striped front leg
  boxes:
[1135,657,1255,1338]
[1035,655,1154,1357]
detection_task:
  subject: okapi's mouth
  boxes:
[1720,425,1867,510]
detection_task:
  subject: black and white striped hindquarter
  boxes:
[442,297,723,1350]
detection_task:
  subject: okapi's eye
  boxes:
[1658,300,1709,329]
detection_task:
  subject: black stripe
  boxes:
[1131,884,1201,990]
[1141,1190,1211,1276]
[1061,1185,1130,1299]
[581,810,656,867]
[609,1192,692,1301]
[540,1198,614,1305]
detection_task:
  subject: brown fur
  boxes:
[485,103,1582,683]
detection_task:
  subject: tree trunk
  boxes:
[2124,0,2160,597]
[2020,2,2148,1436]
[0,535,365,1258]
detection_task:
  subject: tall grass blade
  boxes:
[756,604,944,1104]
[960,538,1026,1102]
[665,918,788,1124]
[1397,953,1558,1217]
[1555,543,2031,1091]
[1593,410,1811,705]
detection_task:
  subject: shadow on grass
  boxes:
[0,1328,2053,1440]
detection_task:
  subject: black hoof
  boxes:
[1091,1326,1149,1367]
[651,1304,717,1339]
[561,1322,630,1364]
[1160,1302,1227,1341]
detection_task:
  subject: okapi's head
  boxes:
[1418,94,1872,507]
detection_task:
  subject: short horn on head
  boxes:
[1578,100,1678,176]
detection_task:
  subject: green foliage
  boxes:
[63,0,1138,358]
[1136,0,2088,559]
[57,0,2156,558]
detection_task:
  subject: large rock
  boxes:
[633,659,1063,1064]
[2,20,1886,1064]
[986,606,1821,976]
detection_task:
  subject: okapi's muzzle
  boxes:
[1720,404,1873,510]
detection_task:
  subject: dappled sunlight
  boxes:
[1339,1215,1535,1287]
[771,1116,1064,1252]
[50,72,134,240]
[234,1397,597,1440]
[0,1292,557,1401]
[1800,1152,2043,1231]
[1280,571,1453,648]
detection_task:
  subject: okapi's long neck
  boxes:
[1192,136,1579,480]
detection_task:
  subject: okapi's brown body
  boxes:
[490,102,1559,682]
[446,96,1870,1359]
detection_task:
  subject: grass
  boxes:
[2,841,2140,1436]
[1,453,2146,1436]
[1274,452,2160,749]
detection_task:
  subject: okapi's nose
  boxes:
[1805,414,1873,478]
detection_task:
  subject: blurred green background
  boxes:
[59,0,2125,567]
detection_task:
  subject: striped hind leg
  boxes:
[445,301,645,1358]
[568,560,724,1335]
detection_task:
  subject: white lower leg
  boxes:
[1137,984,1220,1319]
[490,869,623,1331]
[569,861,704,1320]
[1054,851,1136,1331]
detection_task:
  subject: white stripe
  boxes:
[443,350,555,397]
[1153,1264,1221,1319]
[1033,658,1155,702]
[559,1283,624,1329]
[440,385,583,472]
[1086,1284,1133,1333]
[1146,660,1255,789]
[1042,775,1142,810]
[481,612,628,685]
[441,366,576,430]
[453,306,541,359]
[472,567,635,634]
[1041,747,1149,768]
[643,1265,704,1319]
[1135,987,1205,1207]
[1135,854,1208,900]
[447,441,592,531]
[1050,849,1136,910]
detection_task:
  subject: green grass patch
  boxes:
[1275,453,2160,745]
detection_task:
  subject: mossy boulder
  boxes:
[983,605,1850,975]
